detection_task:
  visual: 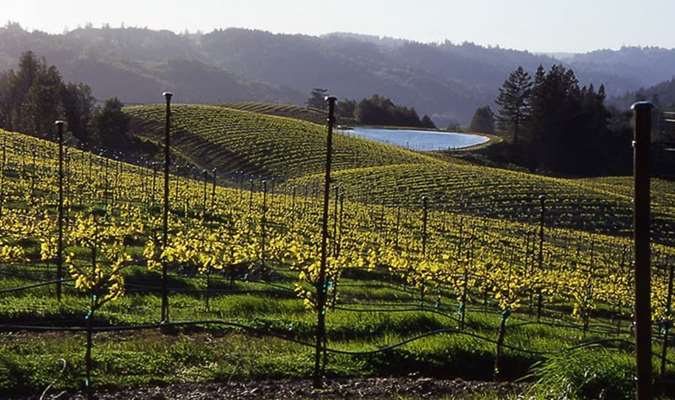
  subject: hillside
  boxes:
[3,24,674,125]
[567,46,675,90]
[126,104,675,246]
[125,104,439,179]
[224,102,327,125]
[288,163,675,245]
[615,77,675,109]
[0,24,304,105]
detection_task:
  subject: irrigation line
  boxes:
[508,320,627,336]
[0,278,74,294]
[122,280,296,295]
[0,319,650,359]
[3,280,667,343]
[334,305,462,324]
[2,278,643,338]
[126,287,293,297]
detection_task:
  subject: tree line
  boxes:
[0,51,132,150]
[307,89,436,129]
[466,65,641,176]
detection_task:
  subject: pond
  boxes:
[340,127,489,151]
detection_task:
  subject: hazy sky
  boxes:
[4,0,675,53]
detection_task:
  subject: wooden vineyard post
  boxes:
[632,101,652,400]
[420,196,429,307]
[261,180,268,269]
[537,195,545,322]
[329,188,344,310]
[332,186,340,257]
[30,150,36,202]
[314,95,336,389]
[161,92,173,323]
[202,169,208,212]
[395,204,401,248]
[246,179,253,214]
[661,260,673,378]
[211,169,217,210]
[151,165,157,206]
[291,186,297,211]
[460,235,473,330]
[0,133,6,219]
[55,120,65,302]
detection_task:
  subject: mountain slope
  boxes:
[3,24,675,124]
[0,24,303,105]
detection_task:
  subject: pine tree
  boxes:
[62,82,96,143]
[92,98,131,149]
[495,66,533,144]
[306,88,329,110]
[469,106,495,134]
[420,115,436,129]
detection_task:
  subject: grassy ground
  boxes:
[2,265,674,397]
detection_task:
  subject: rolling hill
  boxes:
[126,104,675,246]
[125,104,439,179]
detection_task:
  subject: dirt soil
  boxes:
[34,377,525,399]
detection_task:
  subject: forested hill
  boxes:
[614,77,675,110]
[1,23,674,125]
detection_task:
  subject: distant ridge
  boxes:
[3,24,675,124]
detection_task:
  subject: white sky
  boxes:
[3,0,674,53]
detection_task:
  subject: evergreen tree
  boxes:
[446,119,462,132]
[469,106,495,134]
[495,66,532,144]
[23,64,63,135]
[92,98,131,149]
[336,98,356,119]
[306,88,328,110]
[420,115,436,129]
[0,51,96,143]
[62,82,96,143]
[527,64,612,174]
[355,94,430,127]
[0,72,12,129]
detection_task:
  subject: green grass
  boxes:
[3,266,674,397]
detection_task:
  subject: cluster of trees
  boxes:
[494,65,632,175]
[469,106,495,134]
[308,90,435,128]
[0,51,132,149]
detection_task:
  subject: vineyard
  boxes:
[0,102,674,399]
[126,104,436,180]
[224,102,328,125]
